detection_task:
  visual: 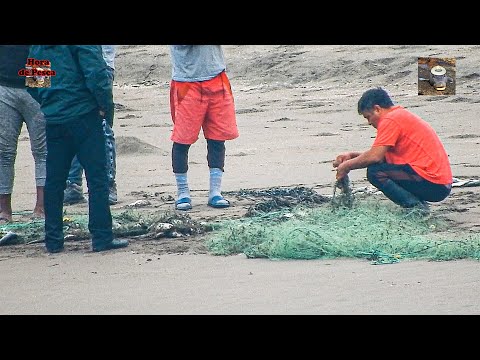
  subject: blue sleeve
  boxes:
[71,45,114,123]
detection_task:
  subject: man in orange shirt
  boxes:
[333,87,452,212]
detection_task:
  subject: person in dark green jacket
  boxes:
[28,45,128,253]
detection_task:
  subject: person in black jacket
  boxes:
[0,45,46,223]
[28,45,128,253]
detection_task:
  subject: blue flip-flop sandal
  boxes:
[208,195,230,208]
[175,197,192,211]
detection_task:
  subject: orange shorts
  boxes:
[169,71,239,144]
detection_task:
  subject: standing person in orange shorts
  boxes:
[169,45,239,211]
[333,87,452,214]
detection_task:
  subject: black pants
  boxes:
[172,139,225,173]
[44,110,113,251]
[367,163,451,208]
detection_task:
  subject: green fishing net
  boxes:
[205,198,480,264]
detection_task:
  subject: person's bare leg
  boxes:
[0,194,13,222]
[33,186,45,218]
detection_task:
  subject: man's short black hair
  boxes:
[357,87,395,114]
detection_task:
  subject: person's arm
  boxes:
[71,45,113,123]
[334,145,389,180]
[333,151,362,167]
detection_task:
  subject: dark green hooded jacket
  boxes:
[28,45,113,125]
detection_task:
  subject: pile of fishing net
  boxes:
[0,209,212,246]
[206,186,480,264]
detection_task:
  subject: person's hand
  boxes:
[103,108,114,127]
[336,162,350,180]
[333,153,351,168]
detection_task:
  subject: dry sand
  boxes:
[1,45,479,314]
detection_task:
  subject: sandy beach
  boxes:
[1,45,479,314]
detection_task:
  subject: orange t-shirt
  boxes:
[373,105,452,185]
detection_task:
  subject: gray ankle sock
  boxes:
[175,173,190,200]
[209,168,223,200]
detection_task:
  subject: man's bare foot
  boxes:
[0,212,12,223]
[32,207,45,219]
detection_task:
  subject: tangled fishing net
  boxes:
[2,179,480,264]
[207,180,480,264]
[0,209,211,246]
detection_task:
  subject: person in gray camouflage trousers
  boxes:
[0,45,47,223]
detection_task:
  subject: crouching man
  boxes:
[333,87,452,213]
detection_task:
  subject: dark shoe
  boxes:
[64,182,86,205]
[109,182,118,205]
[0,231,18,246]
[92,239,129,252]
[404,201,430,217]
[416,201,431,216]
[46,245,64,254]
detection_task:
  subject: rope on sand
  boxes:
[451,178,480,187]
